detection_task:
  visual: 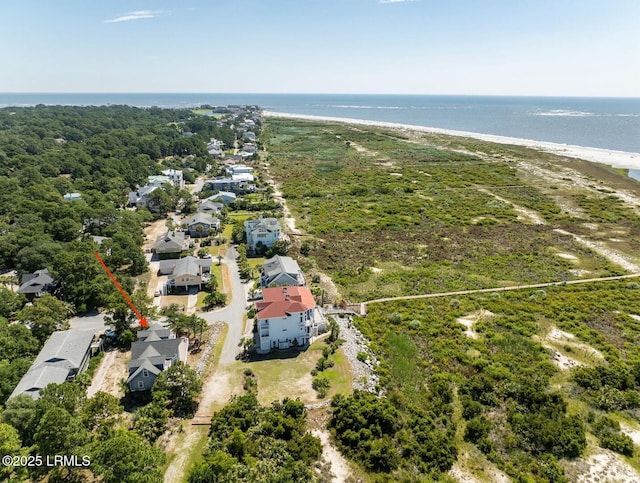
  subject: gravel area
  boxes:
[194,321,224,375]
[330,313,380,394]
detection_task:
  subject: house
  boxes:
[243,131,256,142]
[10,329,96,400]
[208,191,237,205]
[128,184,160,211]
[225,164,254,176]
[245,215,282,251]
[159,256,212,290]
[203,177,255,194]
[152,231,188,256]
[232,172,255,183]
[254,286,318,353]
[17,268,55,299]
[162,169,184,189]
[260,255,306,288]
[186,212,220,237]
[63,192,82,201]
[198,199,224,214]
[127,322,188,392]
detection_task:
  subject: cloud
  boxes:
[104,10,163,23]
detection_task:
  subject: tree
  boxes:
[0,423,25,482]
[81,391,123,434]
[133,402,172,443]
[92,429,165,483]
[1,395,38,446]
[15,293,73,343]
[38,382,86,416]
[152,361,202,416]
[0,286,26,318]
[34,407,90,456]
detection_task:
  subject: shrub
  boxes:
[357,352,369,362]
[312,376,330,398]
[408,319,422,330]
[388,312,402,324]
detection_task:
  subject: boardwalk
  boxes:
[365,273,640,306]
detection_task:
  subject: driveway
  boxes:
[69,310,109,332]
[199,245,250,364]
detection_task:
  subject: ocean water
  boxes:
[1,93,639,154]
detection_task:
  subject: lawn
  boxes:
[245,339,352,405]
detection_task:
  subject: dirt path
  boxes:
[365,273,640,306]
[312,429,353,483]
[479,188,546,225]
[553,228,640,272]
[87,350,127,398]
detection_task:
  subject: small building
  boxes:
[185,212,221,237]
[198,199,224,214]
[159,256,212,290]
[225,164,254,176]
[63,192,82,201]
[162,169,184,189]
[127,322,188,392]
[128,184,160,211]
[245,215,282,251]
[260,255,306,288]
[204,177,254,194]
[17,268,55,299]
[9,329,96,400]
[208,191,237,205]
[254,286,318,353]
[152,231,188,256]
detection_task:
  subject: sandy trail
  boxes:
[312,429,353,483]
[87,350,127,398]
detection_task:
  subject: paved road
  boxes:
[199,245,250,364]
[365,273,640,306]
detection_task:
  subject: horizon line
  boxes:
[1,91,639,100]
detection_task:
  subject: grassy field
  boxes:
[246,339,352,405]
[261,117,640,481]
[263,118,636,302]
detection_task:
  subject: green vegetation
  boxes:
[263,118,629,301]
[263,118,640,480]
[189,395,321,482]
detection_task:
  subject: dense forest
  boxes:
[0,105,232,481]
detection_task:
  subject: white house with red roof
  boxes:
[254,286,319,353]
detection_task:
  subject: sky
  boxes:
[1,0,638,96]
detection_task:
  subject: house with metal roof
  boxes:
[9,329,96,400]
[260,255,306,288]
[127,322,188,392]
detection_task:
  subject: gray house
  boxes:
[245,215,282,251]
[159,256,212,290]
[152,231,187,256]
[128,184,160,211]
[208,191,237,205]
[127,322,188,392]
[260,255,306,288]
[10,329,96,400]
[186,213,220,237]
[198,199,224,214]
[17,268,55,299]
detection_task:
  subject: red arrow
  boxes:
[94,252,148,328]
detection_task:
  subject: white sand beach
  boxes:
[263,111,640,171]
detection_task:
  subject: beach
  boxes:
[264,111,640,172]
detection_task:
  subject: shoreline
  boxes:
[263,111,640,172]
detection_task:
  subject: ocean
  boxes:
[1,93,639,177]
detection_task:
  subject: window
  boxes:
[137,381,144,389]
[143,369,149,377]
